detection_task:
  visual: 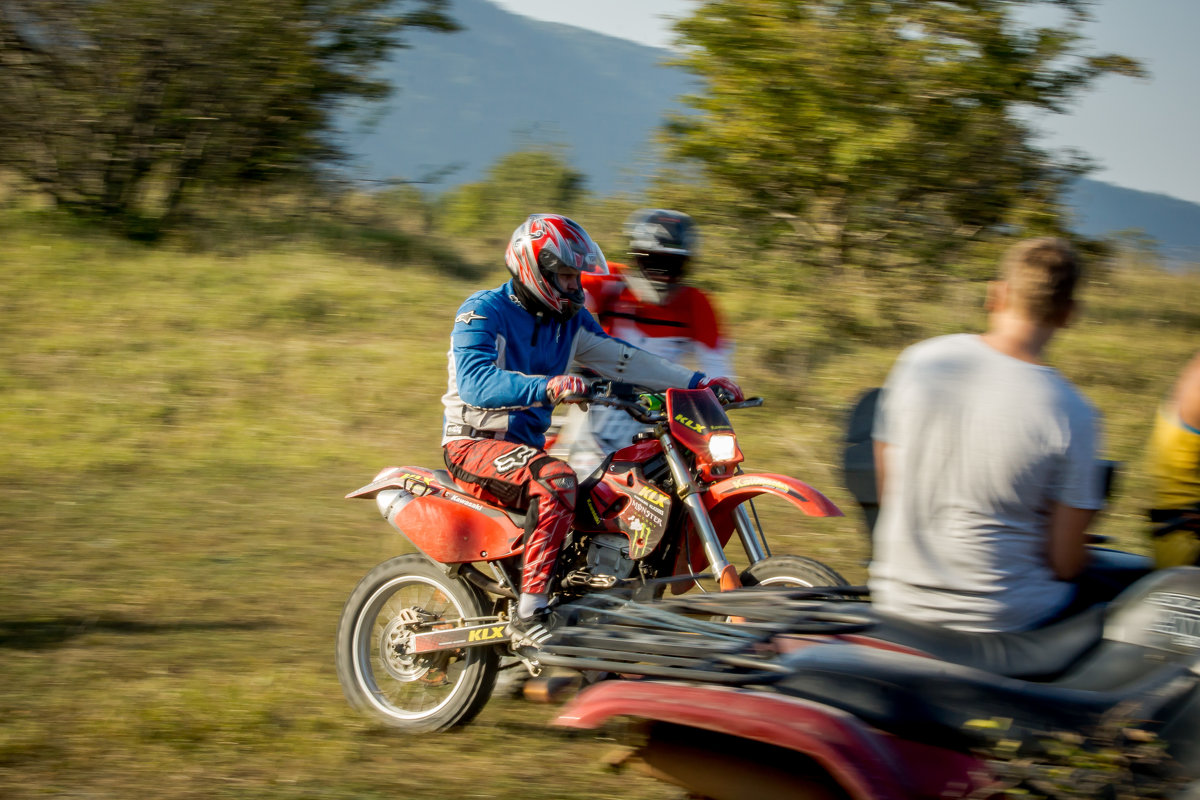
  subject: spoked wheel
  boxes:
[740,554,849,589]
[335,554,498,731]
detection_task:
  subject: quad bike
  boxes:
[549,568,1200,800]
[537,389,1200,798]
[335,380,848,731]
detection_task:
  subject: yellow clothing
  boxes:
[1156,529,1200,569]
[1149,407,1200,510]
[1148,407,1200,567]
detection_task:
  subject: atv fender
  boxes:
[555,681,989,800]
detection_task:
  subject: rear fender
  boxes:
[345,466,436,499]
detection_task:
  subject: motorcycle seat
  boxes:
[859,603,1106,681]
[771,642,1195,753]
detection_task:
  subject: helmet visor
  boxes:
[635,252,688,283]
[541,232,607,276]
[536,250,585,303]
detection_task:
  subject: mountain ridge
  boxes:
[344,0,1200,262]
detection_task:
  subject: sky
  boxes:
[491,0,1200,205]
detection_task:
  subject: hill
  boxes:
[1070,178,1200,263]
[342,0,693,195]
[346,0,1200,260]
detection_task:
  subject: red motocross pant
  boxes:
[443,439,578,596]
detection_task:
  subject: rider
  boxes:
[1147,350,1200,566]
[869,237,1105,633]
[573,209,733,459]
[441,213,742,648]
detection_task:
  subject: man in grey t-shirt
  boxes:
[869,238,1104,632]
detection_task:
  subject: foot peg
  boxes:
[563,570,619,590]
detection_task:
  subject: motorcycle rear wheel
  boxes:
[336,554,498,732]
[740,554,848,589]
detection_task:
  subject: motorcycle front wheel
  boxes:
[739,554,849,589]
[335,554,498,732]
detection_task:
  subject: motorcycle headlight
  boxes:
[708,433,737,462]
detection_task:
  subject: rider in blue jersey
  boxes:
[441,214,742,648]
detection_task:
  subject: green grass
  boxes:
[1,207,1197,798]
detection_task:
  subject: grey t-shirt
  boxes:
[868,334,1103,632]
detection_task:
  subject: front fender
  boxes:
[705,472,843,523]
[673,474,844,583]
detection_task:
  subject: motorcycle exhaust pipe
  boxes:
[375,487,416,523]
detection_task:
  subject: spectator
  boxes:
[1146,351,1200,567]
[869,237,1104,632]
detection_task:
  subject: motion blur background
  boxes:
[1,1,1197,797]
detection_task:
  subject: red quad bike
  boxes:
[541,389,1200,799]
[549,568,1200,800]
[335,380,847,731]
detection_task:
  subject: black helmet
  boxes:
[623,209,697,304]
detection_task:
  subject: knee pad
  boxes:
[529,457,578,510]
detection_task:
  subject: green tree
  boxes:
[0,0,457,229]
[665,0,1143,273]
[438,147,588,246]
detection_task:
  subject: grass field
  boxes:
[2,208,1197,798]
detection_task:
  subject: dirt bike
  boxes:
[549,567,1200,800]
[335,380,848,731]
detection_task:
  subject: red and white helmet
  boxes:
[505,214,608,320]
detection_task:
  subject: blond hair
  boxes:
[1000,237,1081,325]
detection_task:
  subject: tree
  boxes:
[0,0,457,228]
[438,147,588,246]
[664,0,1143,273]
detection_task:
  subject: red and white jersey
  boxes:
[582,263,733,378]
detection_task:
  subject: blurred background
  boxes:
[1,1,1197,797]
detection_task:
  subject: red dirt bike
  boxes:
[335,380,847,731]
[549,568,1200,800]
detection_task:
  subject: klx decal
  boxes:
[467,625,506,643]
[638,486,668,508]
[674,413,705,434]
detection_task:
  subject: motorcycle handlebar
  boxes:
[584,394,663,424]
[556,379,763,423]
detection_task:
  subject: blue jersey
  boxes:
[442,280,702,449]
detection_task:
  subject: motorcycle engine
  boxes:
[586,533,637,580]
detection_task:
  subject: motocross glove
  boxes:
[546,374,588,405]
[698,376,745,403]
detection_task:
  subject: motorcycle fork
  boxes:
[659,433,741,591]
[732,502,771,564]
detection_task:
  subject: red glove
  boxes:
[698,376,744,403]
[546,374,588,405]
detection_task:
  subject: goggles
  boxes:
[635,252,688,281]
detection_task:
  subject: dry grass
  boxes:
[1,207,1196,798]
